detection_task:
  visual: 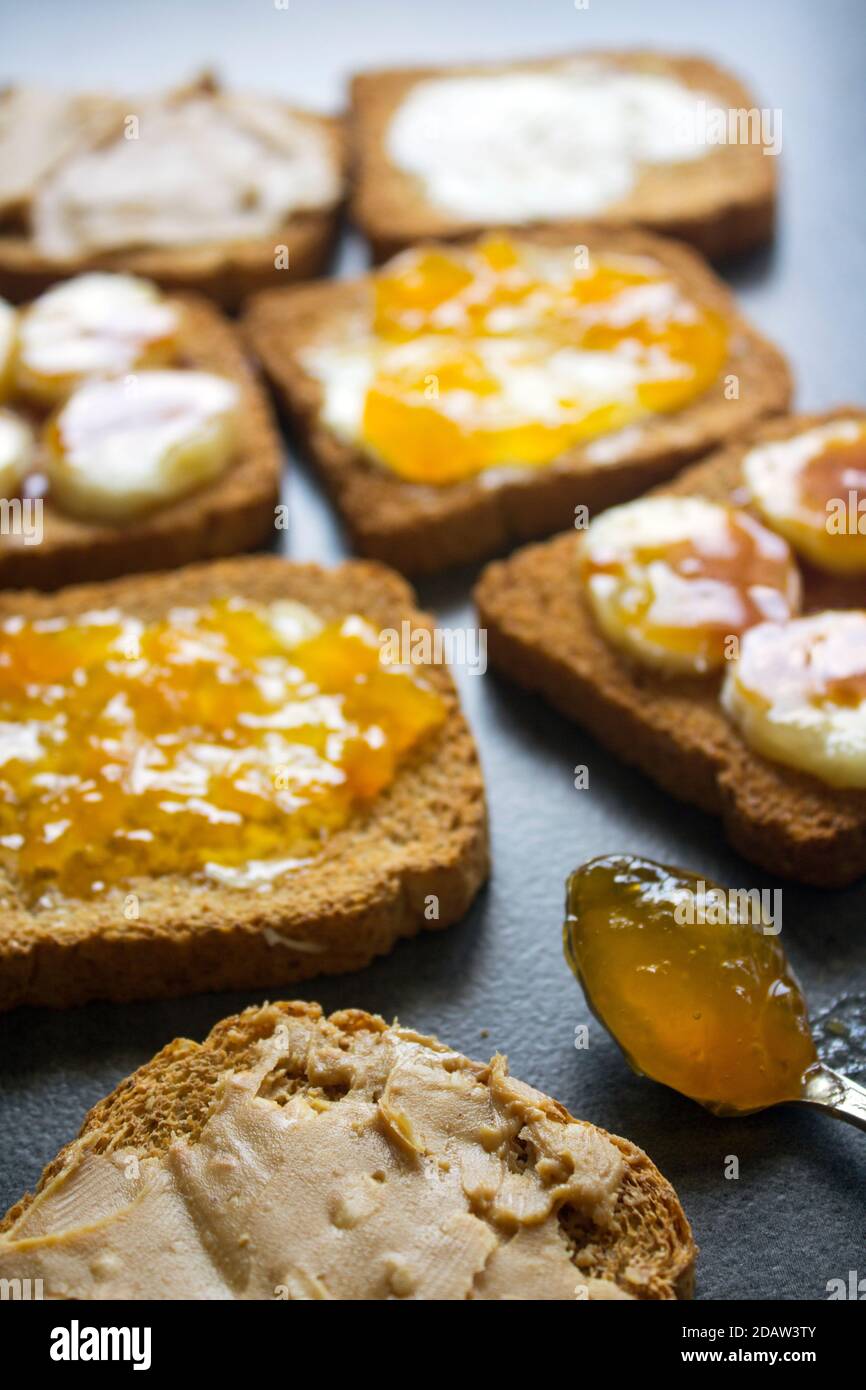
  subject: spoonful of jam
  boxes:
[564,855,866,1129]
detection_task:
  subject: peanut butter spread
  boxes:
[0,1013,628,1299]
[32,89,339,258]
[0,80,339,256]
[0,87,122,219]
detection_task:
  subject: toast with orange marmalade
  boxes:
[244,227,790,575]
[0,555,488,1009]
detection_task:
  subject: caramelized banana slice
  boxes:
[15,273,179,406]
[744,418,866,575]
[580,495,800,675]
[722,611,866,788]
[0,409,33,496]
[45,370,239,523]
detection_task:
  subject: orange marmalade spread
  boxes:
[0,599,445,901]
[564,856,817,1115]
[351,236,729,484]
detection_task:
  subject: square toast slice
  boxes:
[350,51,776,262]
[0,82,346,309]
[475,410,866,887]
[0,293,283,590]
[0,555,488,1010]
[244,226,791,576]
[0,1000,696,1300]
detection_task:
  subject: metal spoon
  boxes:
[564,854,866,1132]
[798,1062,866,1132]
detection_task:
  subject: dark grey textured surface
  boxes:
[1,0,865,1301]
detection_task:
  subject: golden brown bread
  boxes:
[350,52,776,262]
[243,225,791,576]
[0,108,346,310]
[0,293,283,590]
[0,1000,696,1300]
[475,410,866,887]
[0,555,488,1010]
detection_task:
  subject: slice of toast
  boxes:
[0,555,488,1010]
[475,410,866,887]
[0,84,346,309]
[243,226,791,576]
[0,293,282,590]
[350,52,776,263]
[0,1000,696,1299]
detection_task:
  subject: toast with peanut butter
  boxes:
[0,555,488,1010]
[244,226,790,576]
[0,75,346,309]
[475,409,866,886]
[350,52,776,263]
[0,288,281,590]
[0,1000,696,1300]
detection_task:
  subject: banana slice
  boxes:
[580,495,801,675]
[743,418,866,574]
[722,611,866,788]
[0,298,17,402]
[45,370,240,523]
[0,409,33,496]
[16,273,179,406]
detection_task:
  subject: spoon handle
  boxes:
[798,1062,866,1133]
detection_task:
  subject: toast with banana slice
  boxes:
[0,281,281,589]
[476,409,866,886]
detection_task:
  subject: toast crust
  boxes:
[0,114,346,309]
[0,293,283,590]
[0,1000,696,1300]
[475,409,866,887]
[350,52,776,262]
[244,225,791,575]
[0,556,489,1010]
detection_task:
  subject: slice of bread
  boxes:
[0,555,488,1010]
[0,190,343,312]
[0,1000,696,1299]
[0,293,282,590]
[350,52,776,263]
[0,83,346,310]
[475,410,866,887]
[244,226,791,576]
